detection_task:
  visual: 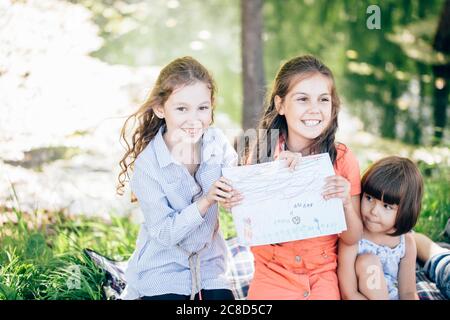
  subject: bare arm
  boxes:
[398,233,419,300]
[339,195,363,245]
[338,240,368,300]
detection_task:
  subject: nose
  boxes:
[307,101,321,113]
[187,110,201,123]
[370,202,381,217]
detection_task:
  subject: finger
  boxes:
[289,158,298,171]
[231,191,243,198]
[278,151,288,160]
[224,200,243,207]
[322,183,347,190]
[279,151,293,161]
[219,176,233,186]
[216,178,232,189]
[323,192,346,200]
[224,200,239,207]
[215,180,232,192]
[323,179,348,188]
[326,176,349,186]
[322,182,347,189]
[326,174,347,181]
[322,187,346,197]
[286,158,295,171]
[215,189,232,199]
[324,175,339,183]
[225,195,244,203]
[322,182,340,190]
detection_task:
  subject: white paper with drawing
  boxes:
[222,153,347,246]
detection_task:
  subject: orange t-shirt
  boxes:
[248,139,361,299]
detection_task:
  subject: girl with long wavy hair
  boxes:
[117,56,242,300]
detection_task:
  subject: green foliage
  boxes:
[414,165,450,242]
[0,209,138,300]
[219,207,237,240]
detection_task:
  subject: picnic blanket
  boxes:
[84,235,449,300]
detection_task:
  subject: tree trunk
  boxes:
[241,0,265,130]
[431,65,450,144]
[381,103,397,139]
[431,0,450,144]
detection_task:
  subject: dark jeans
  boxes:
[141,289,235,300]
[424,251,450,299]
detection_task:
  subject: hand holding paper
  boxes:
[222,153,347,246]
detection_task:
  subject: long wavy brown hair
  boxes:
[247,55,341,165]
[116,56,216,197]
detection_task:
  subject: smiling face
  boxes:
[361,193,399,235]
[154,81,213,145]
[275,73,333,151]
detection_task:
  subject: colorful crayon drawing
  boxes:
[222,153,347,246]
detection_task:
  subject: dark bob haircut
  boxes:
[361,156,424,236]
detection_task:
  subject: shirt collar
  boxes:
[154,125,218,168]
[154,125,176,168]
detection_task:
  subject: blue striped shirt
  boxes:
[123,125,237,298]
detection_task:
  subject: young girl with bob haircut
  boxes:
[338,156,424,300]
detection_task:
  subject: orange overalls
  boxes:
[247,141,361,300]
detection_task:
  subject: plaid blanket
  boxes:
[84,236,448,300]
[416,265,446,300]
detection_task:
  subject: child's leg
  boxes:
[413,232,449,263]
[355,254,389,300]
[414,232,450,299]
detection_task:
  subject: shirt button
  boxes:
[303,291,309,298]
[295,255,302,262]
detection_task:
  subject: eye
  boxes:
[199,105,210,111]
[296,97,308,102]
[365,194,373,201]
[321,97,330,102]
[176,106,187,112]
[384,204,395,210]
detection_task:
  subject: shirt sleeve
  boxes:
[340,147,361,196]
[130,165,205,247]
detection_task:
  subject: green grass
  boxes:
[414,164,450,242]
[0,208,138,300]
[0,165,448,300]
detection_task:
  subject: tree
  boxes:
[431,0,450,144]
[241,0,265,130]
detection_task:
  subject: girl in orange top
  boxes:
[245,55,363,300]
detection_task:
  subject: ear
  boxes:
[274,95,285,115]
[153,104,165,119]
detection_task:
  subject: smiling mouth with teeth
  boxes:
[182,128,202,135]
[301,120,322,127]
